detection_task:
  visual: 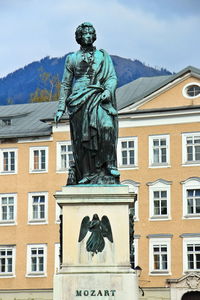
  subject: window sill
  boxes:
[183,214,200,219]
[28,220,48,225]
[182,162,200,167]
[26,273,46,277]
[0,274,15,278]
[184,270,200,274]
[0,221,16,226]
[29,170,48,174]
[149,164,171,169]
[0,171,17,175]
[150,271,170,276]
[150,216,170,221]
[56,169,69,174]
[118,165,138,170]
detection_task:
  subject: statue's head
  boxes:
[75,22,96,46]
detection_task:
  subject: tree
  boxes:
[6,98,14,105]
[29,68,61,103]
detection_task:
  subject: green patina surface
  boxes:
[55,22,120,185]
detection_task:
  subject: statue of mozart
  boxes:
[55,22,120,185]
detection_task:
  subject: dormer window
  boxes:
[183,82,200,99]
[2,119,11,126]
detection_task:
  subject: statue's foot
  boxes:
[78,177,90,184]
[107,167,120,177]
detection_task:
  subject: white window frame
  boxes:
[0,245,16,277]
[55,202,62,224]
[182,132,200,166]
[149,135,170,168]
[182,82,200,99]
[183,237,200,273]
[28,192,48,224]
[117,137,138,169]
[0,148,18,175]
[132,237,139,268]
[121,180,139,220]
[26,244,47,277]
[182,178,200,219]
[149,238,171,275]
[54,243,61,273]
[56,141,74,173]
[0,194,17,225]
[29,146,48,173]
[148,180,171,220]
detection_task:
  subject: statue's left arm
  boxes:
[100,51,118,107]
[55,54,74,122]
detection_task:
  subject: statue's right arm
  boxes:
[55,55,74,123]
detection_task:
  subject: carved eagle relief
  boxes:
[78,214,113,254]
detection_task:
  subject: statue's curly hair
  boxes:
[75,22,96,45]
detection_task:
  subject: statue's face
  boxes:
[81,27,94,46]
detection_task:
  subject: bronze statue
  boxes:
[55,22,120,184]
[78,214,113,255]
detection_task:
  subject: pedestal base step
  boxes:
[53,272,139,300]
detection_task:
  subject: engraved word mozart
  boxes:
[76,289,116,297]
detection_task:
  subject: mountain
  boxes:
[0,54,171,105]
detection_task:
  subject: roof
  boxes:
[116,75,171,110]
[117,65,200,110]
[0,66,199,139]
[0,102,57,139]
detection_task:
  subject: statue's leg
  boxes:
[98,106,119,177]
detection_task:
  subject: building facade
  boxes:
[0,66,199,299]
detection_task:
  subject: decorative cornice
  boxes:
[181,177,200,185]
[180,233,200,238]
[147,179,172,186]
[147,234,173,238]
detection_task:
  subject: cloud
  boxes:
[0,0,199,77]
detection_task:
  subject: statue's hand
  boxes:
[101,90,111,103]
[54,110,63,123]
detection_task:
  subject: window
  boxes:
[182,133,200,165]
[27,244,47,276]
[187,244,200,270]
[0,149,17,174]
[153,191,167,216]
[2,119,11,126]
[182,178,200,218]
[0,194,16,224]
[28,192,48,224]
[183,82,200,99]
[148,179,171,220]
[0,246,15,276]
[149,237,171,274]
[149,135,170,167]
[187,189,200,215]
[121,180,139,220]
[183,237,200,272]
[187,85,200,97]
[56,141,74,172]
[153,244,168,270]
[118,137,138,168]
[30,147,48,172]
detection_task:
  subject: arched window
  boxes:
[182,291,200,300]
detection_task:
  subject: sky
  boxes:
[0,0,200,78]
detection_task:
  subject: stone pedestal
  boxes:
[53,185,139,300]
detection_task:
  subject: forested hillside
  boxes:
[0,54,171,105]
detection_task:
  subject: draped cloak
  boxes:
[57,49,118,182]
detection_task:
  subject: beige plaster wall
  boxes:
[138,77,200,110]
